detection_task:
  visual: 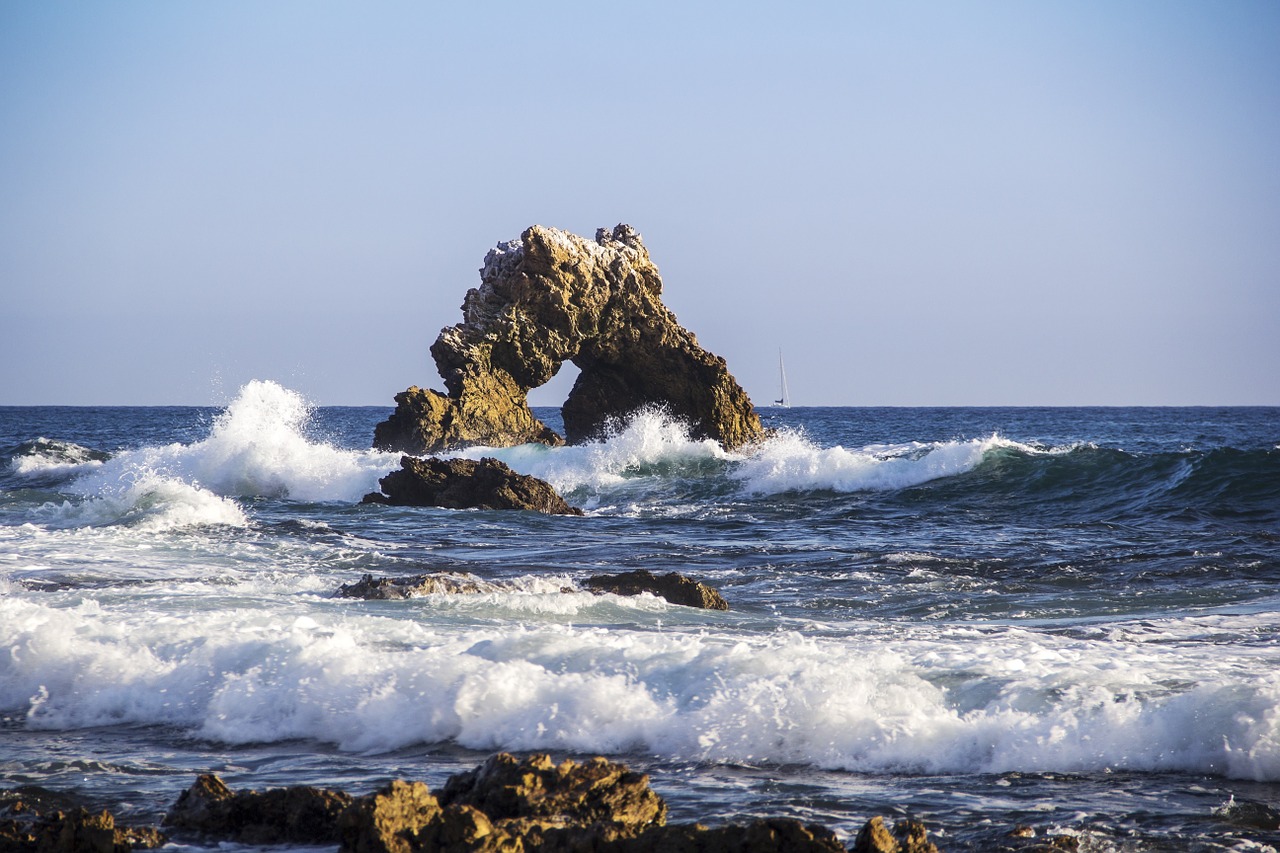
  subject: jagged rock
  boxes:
[337,780,444,853]
[0,788,163,853]
[373,224,765,455]
[584,570,729,610]
[334,572,506,600]
[164,773,353,845]
[852,815,941,853]
[0,792,164,853]
[438,753,667,832]
[363,456,583,515]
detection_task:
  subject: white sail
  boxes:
[775,350,790,407]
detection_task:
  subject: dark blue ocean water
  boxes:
[2,386,1278,850]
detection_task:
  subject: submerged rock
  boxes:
[584,569,729,610]
[373,224,764,455]
[362,456,583,516]
[334,571,507,600]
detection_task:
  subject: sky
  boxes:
[2,1,1278,407]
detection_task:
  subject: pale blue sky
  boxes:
[2,1,1277,406]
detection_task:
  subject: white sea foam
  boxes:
[455,407,730,497]
[470,411,1008,501]
[36,381,400,530]
[7,439,106,482]
[731,430,1006,495]
[3,594,1277,780]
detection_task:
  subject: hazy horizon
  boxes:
[3,2,1277,408]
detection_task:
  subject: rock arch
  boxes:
[373,224,764,455]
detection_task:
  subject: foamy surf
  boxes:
[3,594,1277,780]
[467,411,1012,505]
[26,381,401,530]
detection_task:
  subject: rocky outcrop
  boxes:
[373,224,764,455]
[852,816,941,853]
[585,569,730,610]
[16,757,951,853]
[438,753,666,832]
[1,788,164,853]
[164,774,353,845]
[362,456,583,516]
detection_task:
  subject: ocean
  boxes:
[2,381,1278,851]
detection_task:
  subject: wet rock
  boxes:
[584,570,729,610]
[373,224,764,455]
[164,773,353,845]
[1213,795,1280,830]
[0,792,164,853]
[363,456,583,516]
[334,572,506,600]
[852,815,941,853]
[438,752,667,832]
[337,780,444,853]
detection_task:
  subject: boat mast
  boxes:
[775,349,790,407]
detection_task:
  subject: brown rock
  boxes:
[1,789,163,853]
[363,456,583,516]
[373,224,764,455]
[165,773,353,845]
[852,815,941,853]
[338,780,443,853]
[438,753,667,832]
[584,570,729,610]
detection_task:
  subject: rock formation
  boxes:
[852,815,941,853]
[164,773,353,845]
[373,224,764,455]
[362,456,583,516]
[585,569,730,610]
[1,787,164,853]
[13,754,952,853]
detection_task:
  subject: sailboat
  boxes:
[774,349,791,408]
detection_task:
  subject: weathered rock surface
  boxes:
[438,753,667,831]
[373,224,765,455]
[362,456,583,516]
[1,788,164,853]
[164,773,353,845]
[335,572,506,600]
[852,815,941,853]
[585,569,729,610]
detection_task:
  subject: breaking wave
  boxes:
[2,595,1277,780]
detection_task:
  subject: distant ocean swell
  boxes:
[6,382,1276,527]
[2,593,1278,780]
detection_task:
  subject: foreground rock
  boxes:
[585,569,729,610]
[373,224,765,455]
[1,787,164,852]
[164,773,352,845]
[363,456,583,515]
[852,815,940,853]
[157,753,926,852]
